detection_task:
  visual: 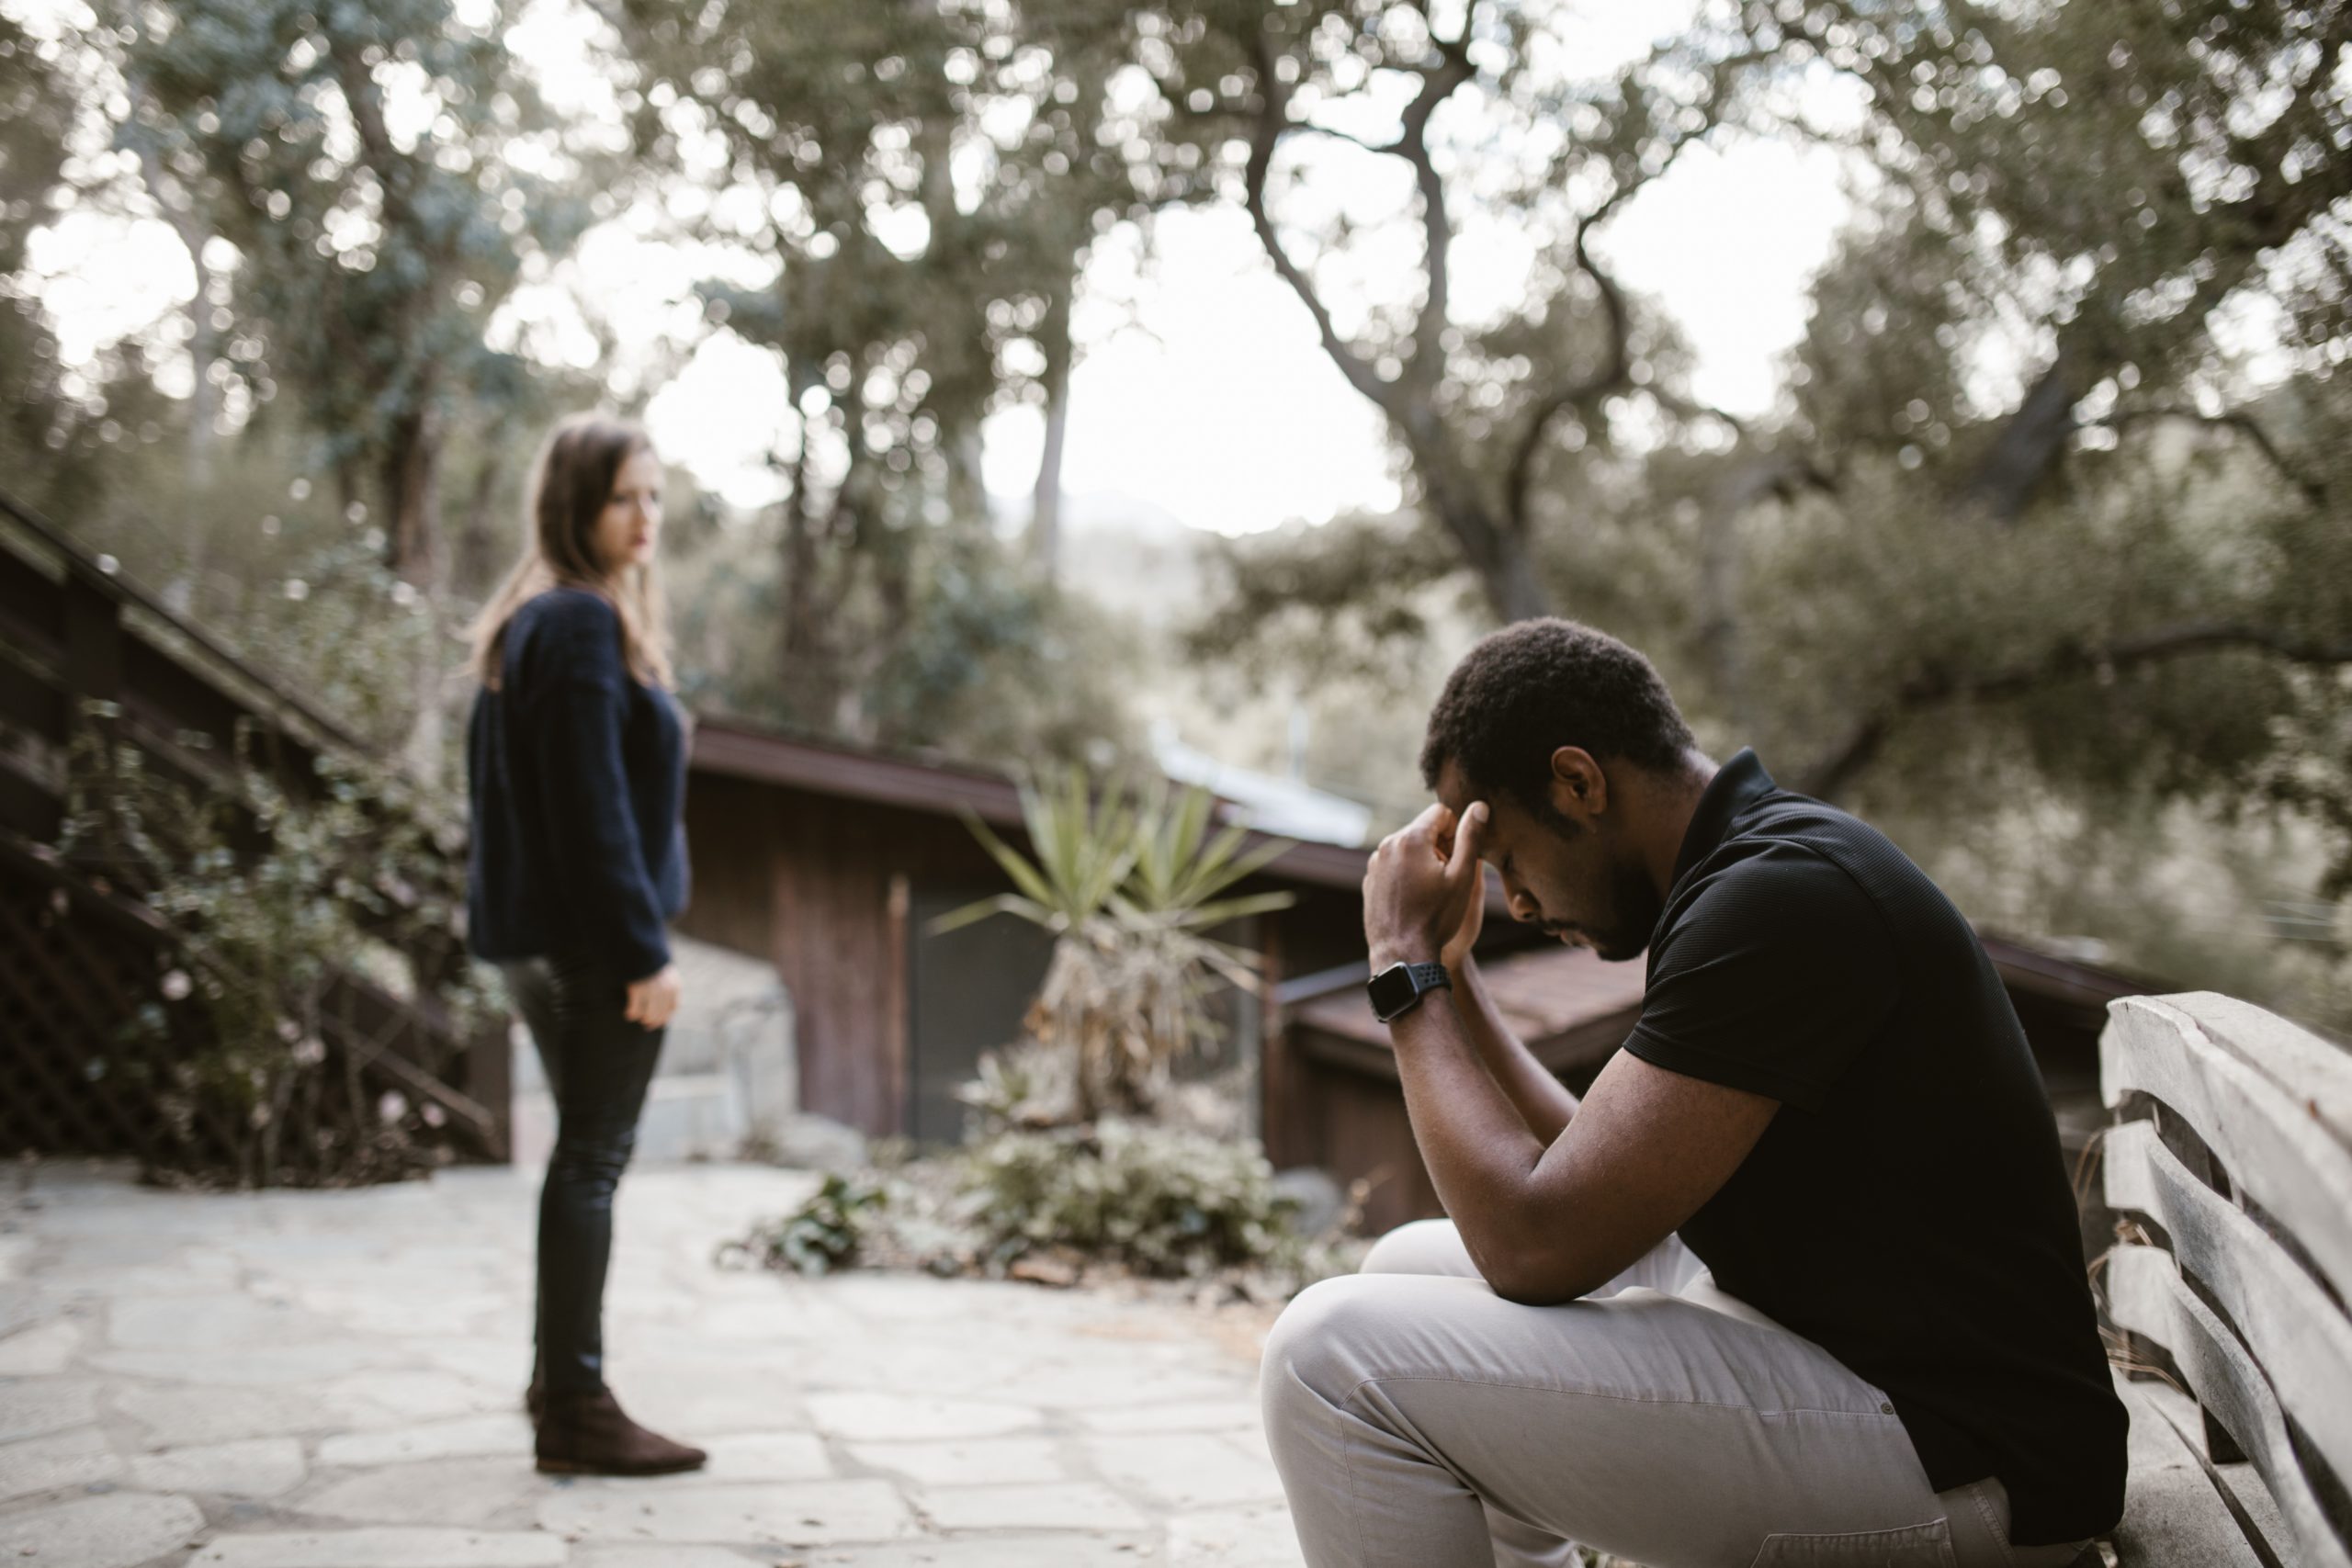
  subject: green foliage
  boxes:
[1154,0,2352,1033]
[57,723,497,1186]
[616,0,1205,733]
[730,1173,893,1278]
[945,770,1297,940]
[209,524,445,756]
[955,1119,1303,1280]
[938,773,1295,1120]
[663,514,1141,771]
[1184,512,1475,697]
[0,15,150,519]
[119,0,594,510]
[945,765,1143,938]
[860,534,1144,763]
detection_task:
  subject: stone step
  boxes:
[508,1072,746,1168]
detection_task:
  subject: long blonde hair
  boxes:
[469,412,675,692]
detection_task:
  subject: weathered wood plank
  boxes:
[2165,991,2352,1150]
[2104,1118,2352,1482]
[2132,1326,2299,1566]
[2105,1245,2351,1568]
[2103,995,2352,1297]
[2109,1373,2267,1568]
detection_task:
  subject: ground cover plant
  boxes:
[728,1106,1364,1303]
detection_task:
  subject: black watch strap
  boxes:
[1402,960,1449,995]
[1368,960,1453,1023]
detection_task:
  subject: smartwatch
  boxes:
[1366,961,1452,1024]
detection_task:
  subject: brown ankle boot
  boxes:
[535,1388,707,1476]
[524,1374,543,1423]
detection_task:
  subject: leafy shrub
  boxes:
[956,1120,1303,1279]
[56,723,497,1187]
[938,772,1296,1121]
[729,1173,892,1277]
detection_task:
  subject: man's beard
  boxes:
[1589,852,1666,963]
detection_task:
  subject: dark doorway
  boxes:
[906,886,1057,1145]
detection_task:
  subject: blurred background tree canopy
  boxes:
[4,0,2346,1029]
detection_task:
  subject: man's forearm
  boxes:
[1385,988,1556,1292]
[1449,955,1581,1144]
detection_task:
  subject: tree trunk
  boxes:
[452,452,505,604]
[1031,274,1073,575]
[947,425,987,525]
[1415,446,1550,623]
[779,361,834,728]
[127,111,215,614]
[385,406,447,782]
[1696,493,1746,734]
[1959,348,2086,523]
[384,405,445,587]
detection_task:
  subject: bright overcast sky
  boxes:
[18,0,1857,536]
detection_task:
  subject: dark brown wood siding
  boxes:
[679,781,1015,1137]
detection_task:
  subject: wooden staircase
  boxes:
[0,488,509,1177]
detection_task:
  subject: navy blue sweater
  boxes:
[465,587,689,981]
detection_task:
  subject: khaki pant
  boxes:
[1261,1220,2097,1568]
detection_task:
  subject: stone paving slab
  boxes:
[535,1477,916,1547]
[190,1527,568,1566]
[316,1414,539,1469]
[124,1438,306,1499]
[831,1543,1159,1568]
[0,1376,100,1443]
[0,1491,206,1568]
[914,1481,1153,1532]
[0,1156,1306,1566]
[848,1438,1067,1487]
[294,1456,543,1527]
[0,1423,124,1504]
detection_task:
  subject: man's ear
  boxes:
[1545,746,1609,824]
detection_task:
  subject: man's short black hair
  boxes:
[1419,618,1697,811]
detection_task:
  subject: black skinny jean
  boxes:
[503,953,666,1398]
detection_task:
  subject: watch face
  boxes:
[1366,964,1419,1021]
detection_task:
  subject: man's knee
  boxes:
[1360,1217,1473,1277]
[1261,1273,1392,1429]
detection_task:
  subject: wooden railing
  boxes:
[0,488,508,1171]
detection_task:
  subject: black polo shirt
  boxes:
[1622,750,2126,1547]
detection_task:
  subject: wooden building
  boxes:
[679,713,2162,1255]
[676,717,1373,1142]
[1269,942,1644,1234]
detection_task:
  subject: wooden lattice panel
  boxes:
[0,856,213,1165]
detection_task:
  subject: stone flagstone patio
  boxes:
[0,1156,1305,1567]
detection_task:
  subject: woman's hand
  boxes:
[625,964,683,1030]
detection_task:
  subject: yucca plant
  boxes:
[935,768,1297,1122]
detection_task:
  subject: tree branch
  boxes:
[2086,405,2325,507]
[1799,622,2352,800]
[1395,26,1476,393]
[1502,207,1633,535]
[1244,35,1393,414]
[1501,44,1770,536]
[1956,344,2086,524]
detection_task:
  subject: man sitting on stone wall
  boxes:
[1259,618,2124,1568]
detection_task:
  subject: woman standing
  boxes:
[464,412,706,1476]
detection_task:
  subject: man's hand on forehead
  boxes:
[1432,799,1488,865]
[1363,799,1490,970]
